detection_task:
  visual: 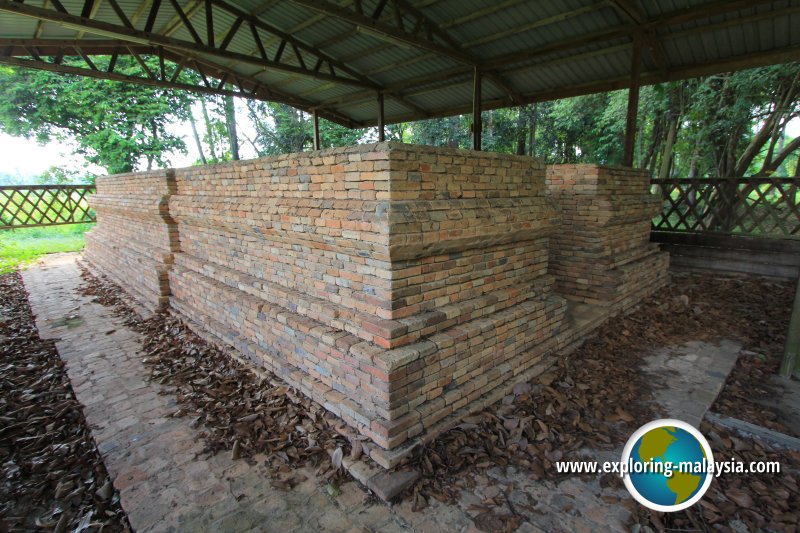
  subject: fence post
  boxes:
[780,274,800,378]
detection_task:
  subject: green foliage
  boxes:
[35,166,94,185]
[406,115,471,149]
[399,94,628,165]
[673,64,800,177]
[245,101,367,155]
[397,63,800,178]
[1,59,798,180]
[0,59,192,174]
[0,223,91,274]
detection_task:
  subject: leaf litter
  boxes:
[0,271,131,532]
[77,265,799,533]
[395,272,799,532]
[77,266,352,493]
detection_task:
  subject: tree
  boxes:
[3,56,797,182]
[35,166,93,185]
[637,64,800,179]
[406,115,470,149]
[224,95,240,161]
[394,62,800,178]
[0,59,193,174]
[245,101,366,155]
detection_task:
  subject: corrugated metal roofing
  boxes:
[0,0,798,127]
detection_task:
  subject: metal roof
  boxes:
[0,0,798,127]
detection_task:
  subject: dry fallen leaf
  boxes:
[331,447,343,470]
[1,271,130,532]
[726,488,754,509]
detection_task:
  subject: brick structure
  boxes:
[546,164,669,310]
[84,146,668,468]
[83,170,178,313]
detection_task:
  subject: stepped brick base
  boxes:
[83,170,178,313]
[84,145,669,468]
[546,164,669,309]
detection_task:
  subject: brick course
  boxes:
[85,146,668,468]
[83,170,178,313]
[546,164,669,308]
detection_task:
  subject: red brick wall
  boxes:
[546,164,669,307]
[160,143,565,465]
[83,170,178,312]
[84,149,669,468]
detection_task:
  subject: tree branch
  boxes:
[763,135,800,175]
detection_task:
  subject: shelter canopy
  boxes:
[0,0,798,127]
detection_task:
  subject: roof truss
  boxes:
[0,38,361,126]
[289,0,523,104]
[0,0,797,128]
[0,0,381,88]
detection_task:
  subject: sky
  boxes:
[0,99,260,180]
[1,105,798,181]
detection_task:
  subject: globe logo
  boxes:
[621,419,715,512]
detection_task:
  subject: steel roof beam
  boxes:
[0,43,360,127]
[324,40,630,110]
[206,0,374,86]
[0,0,378,89]
[0,38,156,55]
[74,0,429,119]
[358,45,800,127]
[289,0,473,64]
[484,0,779,70]
[208,0,431,117]
[288,0,523,104]
[321,1,604,88]
[607,0,668,74]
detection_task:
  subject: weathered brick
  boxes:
[85,146,667,461]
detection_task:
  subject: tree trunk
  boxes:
[516,106,525,156]
[760,136,800,176]
[687,148,699,217]
[789,152,799,209]
[447,116,458,148]
[146,120,158,171]
[224,95,240,161]
[642,113,661,175]
[200,97,217,162]
[188,108,207,165]
[293,109,306,152]
[529,103,537,158]
[658,116,677,181]
[636,109,647,167]
[775,133,786,176]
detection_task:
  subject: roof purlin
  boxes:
[0,0,798,128]
[0,38,363,127]
[0,0,378,88]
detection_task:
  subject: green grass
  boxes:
[0,223,93,274]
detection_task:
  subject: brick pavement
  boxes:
[21,253,640,532]
[20,253,431,532]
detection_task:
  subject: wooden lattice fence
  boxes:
[0,185,96,229]
[651,177,800,238]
